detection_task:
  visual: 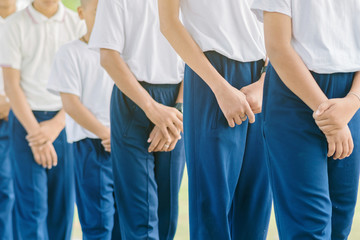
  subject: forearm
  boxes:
[61,93,109,139]
[3,68,39,133]
[347,71,360,109]
[49,109,65,130]
[175,81,183,103]
[158,1,229,94]
[100,49,157,113]
[264,13,327,111]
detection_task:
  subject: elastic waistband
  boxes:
[139,81,180,90]
[204,51,264,65]
[32,110,59,118]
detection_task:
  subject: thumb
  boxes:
[315,102,331,117]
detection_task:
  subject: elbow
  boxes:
[100,49,114,70]
[159,16,177,37]
[265,39,292,62]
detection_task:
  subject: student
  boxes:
[89,0,185,239]
[251,1,360,238]
[47,0,120,239]
[0,0,85,239]
[158,1,272,239]
[0,1,16,239]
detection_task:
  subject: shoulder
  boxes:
[55,40,83,62]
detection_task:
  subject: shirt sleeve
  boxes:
[251,0,292,23]
[0,19,22,70]
[88,0,125,53]
[47,46,82,97]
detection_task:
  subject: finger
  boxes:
[348,137,354,157]
[315,119,332,128]
[148,128,158,143]
[156,139,168,152]
[234,115,243,126]
[45,146,53,169]
[314,102,332,117]
[226,117,235,128]
[333,142,343,160]
[340,139,349,160]
[167,122,181,140]
[32,149,41,165]
[159,125,172,143]
[327,141,335,157]
[172,116,184,133]
[244,104,255,124]
[49,144,58,167]
[39,151,47,168]
[175,110,183,122]
[148,132,162,152]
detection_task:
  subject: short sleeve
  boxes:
[47,46,82,97]
[88,0,125,53]
[251,0,292,23]
[0,19,22,70]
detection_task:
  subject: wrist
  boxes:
[97,126,111,140]
[346,92,360,110]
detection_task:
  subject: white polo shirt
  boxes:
[251,0,360,74]
[47,40,113,143]
[0,3,86,111]
[180,0,266,62]
[89,0,184,85]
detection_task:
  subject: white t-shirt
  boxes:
[47,40,113,143]
[180,0,266,62]
[251,0,360,74]
[0,17,6,95]
[89,0,184,85]
[0,3,86,111]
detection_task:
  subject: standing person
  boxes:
[251,1,360,239]
[158,1,272,239]
[0,1,16,239]
[0,0,85,239]
[89,0,186,239]
[47,0,120,239]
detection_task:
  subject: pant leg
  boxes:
[155,134,185,240]
[73,138,117,240]
[262,66,360,239]
[12,115,49,240]
[46,129,74,240]
[231,112,272,240]
[184,52,266,240]
[0,120,14,240]
[110,83,183,240]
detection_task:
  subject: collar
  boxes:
[26,2,66,24]
[0,16,5,24]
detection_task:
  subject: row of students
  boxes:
[1,0,360,240]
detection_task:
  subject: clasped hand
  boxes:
[313,96,360,160]
[26,120,64,169]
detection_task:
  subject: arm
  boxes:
[240,58,269,114]
[60,93,111,152]
[314,71,360,134]
[264,12,353,160]
[0,94,10,120]
[3,67,58,168]
[148,80,184,153]
[263,12,328,111]
[158,0,255,126]
[100,49,182,142]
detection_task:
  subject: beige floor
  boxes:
[71,168,360,239]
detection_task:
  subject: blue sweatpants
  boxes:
[184,51,272,240]
[110,83,185,240]
[12,111,75,240]
[73,138,121,240]
[0,119,14,240]
[263,65,360,239]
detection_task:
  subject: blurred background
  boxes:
[14,0,360,239]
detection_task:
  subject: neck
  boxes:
[32,2,59,18]
[0,5,16,19]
